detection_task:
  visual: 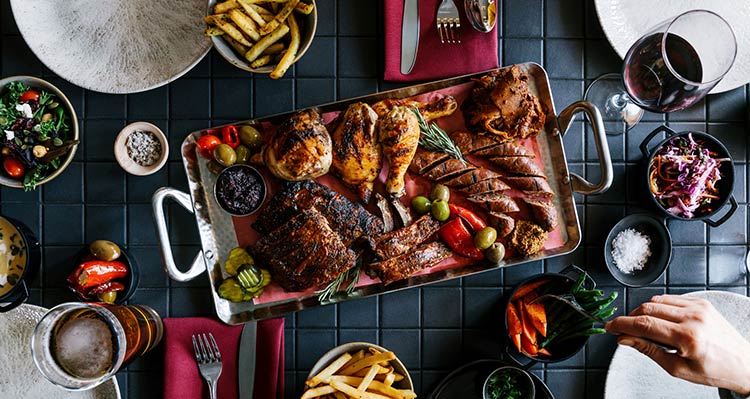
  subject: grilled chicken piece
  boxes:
[263,110,332,181]
[372,96,458,122]
[252,209,355,292]
[523,198,558,232]
[330,103,381,203]
[466,192,520,213]
[409,148,451,175]
[368,214,440,260]
[459,178,511,195]
[488,157,546,177]
[489,212,515,238]
[461,65,546,140]
[369,242,453,284]
[380,106,420,199]
[441,167,502,187]
[423,158,476,182]
[503,176,554,198]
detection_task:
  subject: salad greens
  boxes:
[486,370,528,399]
[0,81,74,190]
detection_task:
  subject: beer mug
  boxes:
[30,302,163,390]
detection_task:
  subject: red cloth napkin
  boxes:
[163,317,284,399]
[384,0,499,81]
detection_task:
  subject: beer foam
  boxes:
[0,304,119,398]
[54,318,114,379]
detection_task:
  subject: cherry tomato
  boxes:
[19,90,40,103]
[3,158,25,179]
[196,134,222,159]
[221,125,240,149]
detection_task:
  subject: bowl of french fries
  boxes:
[303,342,417,399]
[205,0,317,79]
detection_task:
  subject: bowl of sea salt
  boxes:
[114,121,168,176]
[604,213,672,287]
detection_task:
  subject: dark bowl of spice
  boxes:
[114,121,168,176]
[214,164,267,216]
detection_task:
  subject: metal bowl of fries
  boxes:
[303,342,416,399]
[205,0,317,79]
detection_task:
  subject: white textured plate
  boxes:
[0,304,120,399]
[10,0,211,94]
[595,0,750,93]
[604,290,750,399]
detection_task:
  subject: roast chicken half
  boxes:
[263,110,332,181]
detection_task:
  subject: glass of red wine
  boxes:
[585,10,737,134]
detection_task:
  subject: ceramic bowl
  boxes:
[70,242,140,305]
[0,76,79,189]
[604,213,672,287]
[114,121,169,176]
[483,366,535,399]
[207,0,318,74]
[306,342,414,391]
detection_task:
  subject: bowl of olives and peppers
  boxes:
[411,184,504,262]
[66,240,139,304]
[196,124,264,173]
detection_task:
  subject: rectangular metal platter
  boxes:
[180,62,581,324]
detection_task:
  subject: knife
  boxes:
[400,0,419,74]
[238,320,258,399]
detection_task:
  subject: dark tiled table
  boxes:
[2,0,749,398]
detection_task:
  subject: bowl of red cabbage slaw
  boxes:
[641,125,736,227]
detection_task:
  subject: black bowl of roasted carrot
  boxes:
[504,265,618,364]
[640,125,736,227]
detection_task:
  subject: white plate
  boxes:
[604,290,750,399]
[594,0,750,94]
[10,0,212,94]
[0,304,120,399]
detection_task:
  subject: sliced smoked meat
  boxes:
[409,148,451,175]
[488,156,546,177]
[450,130,504,154]
[459,178,511,195]
[368,242,452,284]
[523,198,558,232]
[474,141,534,158]
[368,214,440,260]
[466,192,520,213]
[422,158,476,182]
[503,176,554,197]
[440,167,502,187]
[489,212,515,238]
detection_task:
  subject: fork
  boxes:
[192,333,223,399]
[437,0,461,44]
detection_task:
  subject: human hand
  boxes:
[605,294,750,396]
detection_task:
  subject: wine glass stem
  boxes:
[608,92,629,111]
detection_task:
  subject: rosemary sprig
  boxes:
[412,107,466,163]
[317,261,362,303]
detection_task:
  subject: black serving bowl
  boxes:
[483,366,536,399]
[70,243,139,304]
[214,164,267,217]
[504,265,593,365]
[0,215,40,312]
[604,214,672,287]
[640,125,736,227]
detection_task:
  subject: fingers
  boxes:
[605,314,682,345]
[629,301,688,323]
[617,335,684,376]
[649,294,701,308]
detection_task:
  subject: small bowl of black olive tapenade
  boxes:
[214,164,267,217]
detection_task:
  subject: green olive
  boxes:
[89,240,121,261]
[207,160,225,175]
[474,226,498,250]
[239,126,263,151]
[98,291,117,304]
[213,144,237,167]
[235,144,250,164]
[431,198,450,221]
[430,184,450,202]
[411,196,432,214]
[485,242,505,263]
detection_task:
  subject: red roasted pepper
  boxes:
[196,134,222,159]
[88,281,125,295]
[448,204,487,232]
[439,218,484,259]
[67,260,128,291]
[221,125,240,148]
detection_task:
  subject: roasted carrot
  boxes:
[524,300,547,337]
[518,300,537,345]
[511,279,549,300]
[520,329,538,356]
[537,348,551,357]
[507,302,523,352]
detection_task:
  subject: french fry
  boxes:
[358,365,381,391]
[270,13,299,79]
[342,349,366,370]
[237,0,269,26]
[383,372,396,388]
[301,385,336,399]
[250,55,273,68]
[261,43,285,55]
[228,8,261,41]
[339,351,397,376]
[307,352,352,387]
[207,15,253,46]
[330,380,390,399]
[259,0,300,35]
[354,365,390,377]
[214,0,240,14]
[204,27,225,36]
[248,3,274,20]
[244,23,289,63]
[294,2,315,15]
[224,36,249,55]
[329,376,416,399]
[332,393,347,399]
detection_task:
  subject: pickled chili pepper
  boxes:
[439,217,484,260]
[448,204,487,232]
[67,260,128,291]
[221,125,240,148]
[88,281,125,295]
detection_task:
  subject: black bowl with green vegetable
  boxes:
[504,265,618,364]
[0,76,78,190]
[483,366,535,399]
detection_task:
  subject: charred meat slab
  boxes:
[252,209,356,292]
[369,242,452,284]
[251,180,383,245]
[368,214,441,260]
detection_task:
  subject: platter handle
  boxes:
[152,187,206,282]
[558,101,613,196]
